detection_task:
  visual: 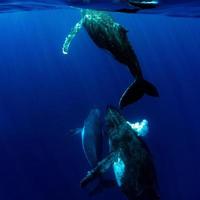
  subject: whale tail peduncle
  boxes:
[119,78,159,109]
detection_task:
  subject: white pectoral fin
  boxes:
[62,17,84,55]
[67,127,83,136]
[98,151,119,173]
[127,119,149,137]
[80,151,118,188]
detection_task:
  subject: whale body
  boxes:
[64,0,159,13]
[81,108,102,167]
[80,107,159,200]
[81,10,159,108]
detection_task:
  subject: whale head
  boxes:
[105,106,126,136]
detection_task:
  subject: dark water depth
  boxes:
[0,8,200,200]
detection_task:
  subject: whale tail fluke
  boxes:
[143,79,159,97]
[119,79,159,109]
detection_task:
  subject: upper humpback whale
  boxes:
[63,10,159,108]
[64,0,159,13]
[82,10,159,108]
[80,106,160,200]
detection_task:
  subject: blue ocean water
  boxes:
[0,2,200,200]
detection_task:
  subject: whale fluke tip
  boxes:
[119,79,159,109]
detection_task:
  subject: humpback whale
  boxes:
[64,0,159,13]
[76,108,115,195]
[81,108,103,167]
[63,10,159,108]
[80,107,159,200]
[82,10,159,108]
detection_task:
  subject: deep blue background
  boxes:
[0,8,200,200]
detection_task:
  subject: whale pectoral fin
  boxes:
[128,1,159,9]
[80,151,118,188]
[67,128,82,136]
[62,18,84,55]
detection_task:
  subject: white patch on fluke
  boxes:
[127,119,149,137]
[113,157,125,186]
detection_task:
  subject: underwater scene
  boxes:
[0,1,200,200]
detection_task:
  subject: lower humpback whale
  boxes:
[80,107,160,200]
[81,108,102,167]
[82,10,159,108]
[78,108,115,195]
